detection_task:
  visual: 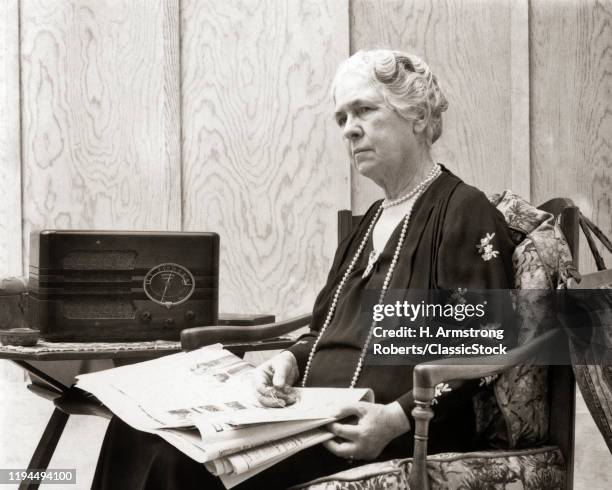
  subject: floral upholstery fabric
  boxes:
[490,191,573,295]
[295,447,565,490]
[480,191,574,448]
[492,365,549,447]
[291,461,407,490]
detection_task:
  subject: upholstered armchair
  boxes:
[181,195,580,490]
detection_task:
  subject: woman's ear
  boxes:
[412,116,427,135]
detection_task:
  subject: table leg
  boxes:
[18,408,69,490]
[12,361,68,393]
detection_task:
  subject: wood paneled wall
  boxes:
[349,0,529,213]
[1,0,611,482]
[0,0,21,277]
[19,0,182,268]
[1,0,611,315]
[531,0,612,271]
[181,0,349,317]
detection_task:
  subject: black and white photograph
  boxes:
[1,0,612,488]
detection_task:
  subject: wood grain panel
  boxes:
[531,0,612,272]
[510,0,530,201]
[20,0,181,270]
[0,0,22,276]
[350,0,515,213]
[181,0,350,318]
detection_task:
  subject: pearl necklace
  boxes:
[364,164,442,279]
[301,164,442,388]
[382,165,440,209]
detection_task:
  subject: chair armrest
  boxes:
[412,328,564,401]
[217,313,276,326]
[180,313,312,351]
[408,327,565,490]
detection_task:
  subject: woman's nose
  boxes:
[343,116,363,140]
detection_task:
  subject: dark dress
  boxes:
[92,167,516,489]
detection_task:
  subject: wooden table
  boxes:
[0,333,295,489]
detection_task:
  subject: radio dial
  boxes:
[143,263,196,308]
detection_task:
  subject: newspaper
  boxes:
[76,345,373,488]
[212,428,335,488]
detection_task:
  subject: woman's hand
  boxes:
[253,351,300,407]
[323,401,411,460]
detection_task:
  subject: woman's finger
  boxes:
[271,367,289,389]
[256,383,295,402]
[255,381,272,396]
[326,421,360,440]
[283,390,297,405]
[322,438,356,458]
[257,393,287,408]
[330,402,365,420]
[258,384,299,407]
[253,366,278,392]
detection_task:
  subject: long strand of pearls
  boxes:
[301,164,442,388]
[300,205,383,388]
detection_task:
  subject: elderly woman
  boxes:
[93,50,515,489]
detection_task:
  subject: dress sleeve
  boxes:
[286,333,317,375]
[436,188,515,289]
[394,188,516,421]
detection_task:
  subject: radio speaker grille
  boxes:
[63,251,137,270]
[63,297,136,319]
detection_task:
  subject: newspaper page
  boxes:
[76,345,374,483]
[214,428,336,488]
[77,344,257,429]
[77,345,371,432]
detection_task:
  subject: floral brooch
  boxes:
[476,232,499,261]
[432,382,452,405]
[479,374,499,387]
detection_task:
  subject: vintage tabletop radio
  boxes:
[28,231,219,342]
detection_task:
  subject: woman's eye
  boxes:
[336,116,347,127]
[357,107,372,116]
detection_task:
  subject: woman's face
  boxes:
[333,71,420,188]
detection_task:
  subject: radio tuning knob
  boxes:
[140,311,152,323]
[185,311,195,321]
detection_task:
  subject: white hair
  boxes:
[333,49,449,144]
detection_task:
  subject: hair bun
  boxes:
[397,52,448,118]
